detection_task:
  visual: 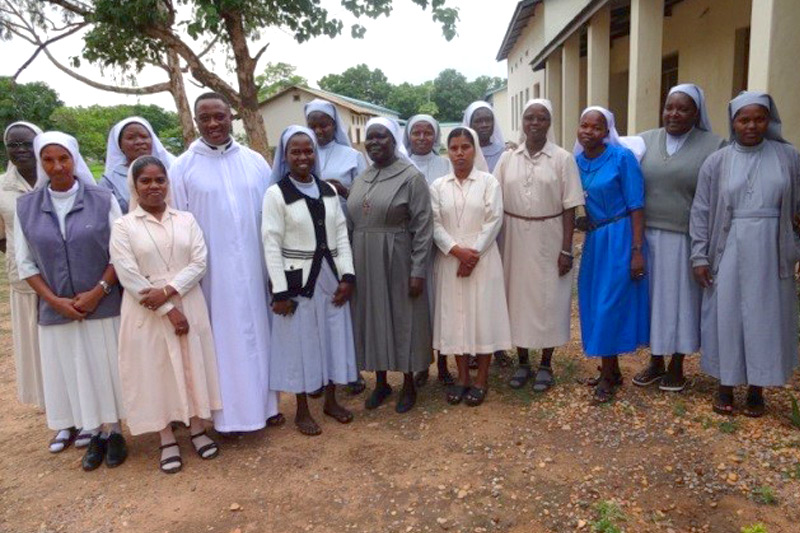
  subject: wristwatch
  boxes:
[98,280,112,295]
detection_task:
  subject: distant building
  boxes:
[232,85,401,149]
[485,85,512,143]
[497,0,800,146]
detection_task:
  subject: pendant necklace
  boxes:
[577,154,607,198]
[142,214,175,270]
[361,170,381,215]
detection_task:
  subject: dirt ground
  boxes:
[1,265,800,533]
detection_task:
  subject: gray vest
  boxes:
[16,182,121,325]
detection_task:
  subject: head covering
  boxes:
[728,91,786,144]
[666,84,713,132]
[304,99,351,148]
[104,116,175,178]
[268,125,322,186]
[574,106,646,162]
[365,117,413,165]
[4,121,43,144]
[519,99,556,144]
[403,114,441,155]
[33,131,96,189]
[462,101,505,148]
[448,127,489,173]
[4,121,43,176]
[126,155,172,212]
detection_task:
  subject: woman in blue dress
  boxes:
[574,107,650,403]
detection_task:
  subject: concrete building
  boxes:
[485,86,513,142]
[232,85,400,150]
[497,0,800,147]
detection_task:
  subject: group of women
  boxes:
[1,84,798,475]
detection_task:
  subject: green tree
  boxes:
[431,68,474,122]
[49,104,181,162]
[471,75,506,100]
[319,64,393,107]
[0,76,62,134]
[256,62,308,101]
[25,0,458,157]
[386,81,434,119]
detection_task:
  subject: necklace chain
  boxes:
[142,214,175,270]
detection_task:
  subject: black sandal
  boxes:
[532,366,555,393]
[585,366,623,387]
[190,431,219,460]
[347,374,366,395]
[159,442,182,474]
[508,365,532,389]
[446,384,469,405]
[743,390,765,418]
[464,386,487,407]
[592,384,616,404]
[712,390,735,416]
[49,427,78,454]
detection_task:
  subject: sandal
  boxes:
[464,386,488,407]
[712,390,735,416]
[584,367,623,387]
[49,427,78,454]
[190,431,220,459]
[632,364,666,387]
[323,405,354,424]
[295,418,322,436]
[532,366,555,393]
[743,390,765,418]
[508,365,532,389]
[446,384,469,405]
[74,429,93,449]
[159,442,182,474]
[493,351,512,368]
[592,384,616,404]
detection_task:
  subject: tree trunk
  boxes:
[165,48,196,147]
[221,8,271,161]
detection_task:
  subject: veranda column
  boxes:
[587,5,610,108]
[627,0,663,134]
[546,52,563,145]
[561,32,581,149]
[748,0,800,145]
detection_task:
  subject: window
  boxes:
[292,93,300,102]
[659,53,679,126]
[356,128,361,144]
[732,27,750,97]
[534,83,540,99]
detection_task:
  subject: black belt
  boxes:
[585,212,629,232]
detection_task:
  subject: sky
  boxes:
[0,1,518,112]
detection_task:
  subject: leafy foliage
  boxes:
[741,524,768,533]
[319,64,393,107]
[591,501,626,533]
[0,76,62,136]
[256,62,308,101]
[49,103,183,161]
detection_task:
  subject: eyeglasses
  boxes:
[5,141,33,149]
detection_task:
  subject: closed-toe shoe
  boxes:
[81,435,106,472]
[105,433,128,468]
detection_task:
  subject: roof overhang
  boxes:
[529,0,609,71]
[496,0,541,61]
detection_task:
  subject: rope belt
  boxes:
[503,210,564,222]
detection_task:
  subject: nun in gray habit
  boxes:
[690,91,800,417]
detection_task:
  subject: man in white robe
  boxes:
[171,93,281,432]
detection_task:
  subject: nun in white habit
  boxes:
[690,91,800,417]
[262,125,357,435]
[15,132,128,470]
[170,94,280,433]
[100,116,175,213]
[462,101,506,172]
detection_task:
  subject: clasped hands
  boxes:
[450,245,480,278]
[139,285,189,336]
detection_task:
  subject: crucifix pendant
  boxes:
[362,197,371,215]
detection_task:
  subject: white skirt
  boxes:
[39,316,125,431]
[10,288,45,407]
[646,228,701,356]
[269,262,358,393]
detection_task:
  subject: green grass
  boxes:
[592,501,626,533]
[88,161,104,180]
[672,400,687,417]
[741,524,767,533]
[751,486,778,505]
[719,419,739,434]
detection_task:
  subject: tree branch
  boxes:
[12,21,87,80]
[252,42,269,67]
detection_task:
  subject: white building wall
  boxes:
[506,1,547,142]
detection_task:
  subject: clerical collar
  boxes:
[200,137,234,153]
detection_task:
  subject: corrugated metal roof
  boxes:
[496,0,541,61]
[258,85,400,117]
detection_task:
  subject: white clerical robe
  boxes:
[171,139,279,432]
